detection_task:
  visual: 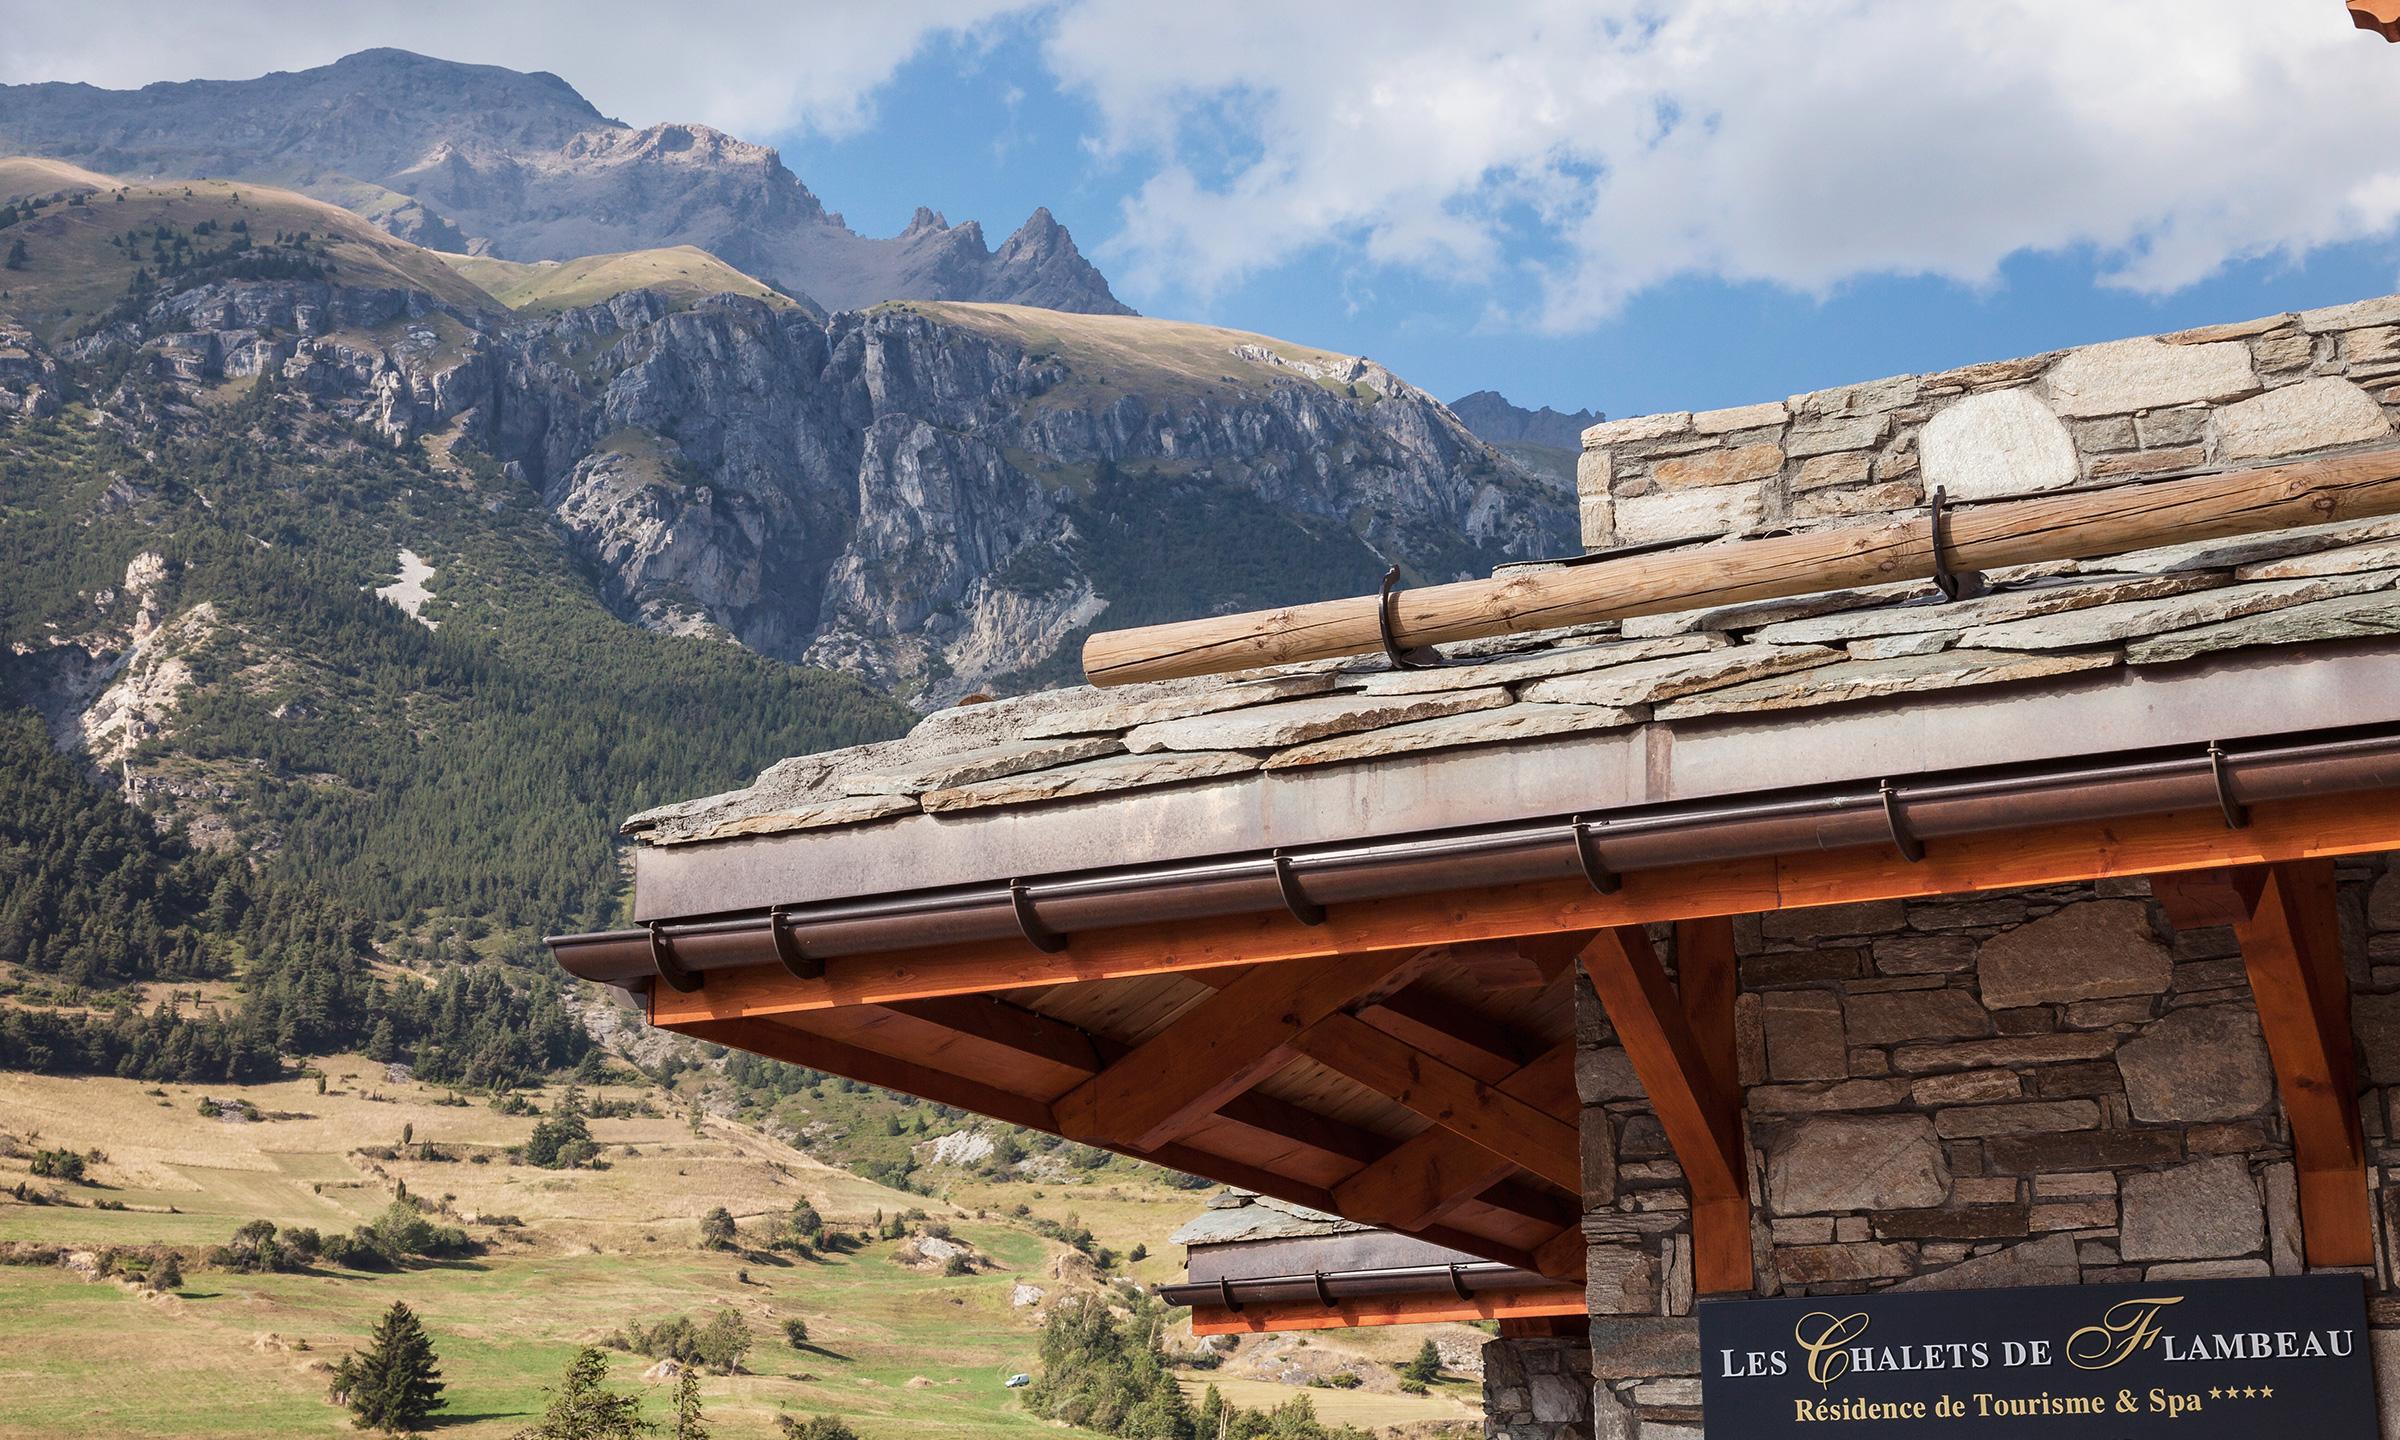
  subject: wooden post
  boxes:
[1580,926,1752,1294]
[1080,447,2400,685]
[2155,860,2371,1267]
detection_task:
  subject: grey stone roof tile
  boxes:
[1122,688,1512,754]
[1262,702,1642,771]
[2125,589,2400,665]
[920,749,1262,812]
[1956,570,2395,652]
[1652,648,2119,721]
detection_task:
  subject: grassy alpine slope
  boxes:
[436,245,799,314]
[0,1064,1484,1439]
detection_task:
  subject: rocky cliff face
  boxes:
[37,280,1571,706]
[0,49,1131,316]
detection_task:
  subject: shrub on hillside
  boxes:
[28,1148,86,1182]
[622,1308,753,1375]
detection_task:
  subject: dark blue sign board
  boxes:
[1698,1274,2375,1434]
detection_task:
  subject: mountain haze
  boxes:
[0,48,1130,316]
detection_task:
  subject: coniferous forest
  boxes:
[0,364,909,1087]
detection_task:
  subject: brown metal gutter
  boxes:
[547,728,2400,990]
[1156,1260,1565,1310]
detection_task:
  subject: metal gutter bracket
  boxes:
[1272,851,1328,926]
[1008,880,1070,954]
[2208,742,2251,829]
[648,922,704,993]
[769,906,821,981]
[1879,781,1926,863]
[1569,816,1621,893]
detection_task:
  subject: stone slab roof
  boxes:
[627,514,2400,847]
[627,292,2400,850]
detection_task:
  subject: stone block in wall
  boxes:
[1890,1232,2080,1291]
[1777,1240,1915,1286]
[2357,992,2400,1085]
[1912,1069,2022,1105]
[1918,388,2080,501]
[1760,991,1847,1081]
[1792,451,1872,490]
[1653,442,1783,490]
[2215,376,2393,462]
[1932,1099,2101,1139]
[1767,1113,1949,1214]
[1986,1127,2182,1173]
[1872,1204,2032,1241]
[1614,482,1772,545]
[2118,1155,2264,1261]
[1785,414,1889,458]
[1578,1044,1644,1105]
[2114,1003,2275,1122]
[1892,1032,2116,1073]
[1873,934,1976,975]
[1844,988,1992,1046]
[1975,900,2173,1009]
[1588,1317,1700,1381]
[2043,336,2258,417]
[1588,1244,1658,1315]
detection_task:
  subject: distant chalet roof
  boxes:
[629,513,2400,851]
[1168,1189,1372,1248]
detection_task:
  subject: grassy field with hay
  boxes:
[0,1059,1487,1439]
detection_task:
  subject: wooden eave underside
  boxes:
[654,786,2400,1315]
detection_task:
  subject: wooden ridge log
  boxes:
[1081,446,2400,687]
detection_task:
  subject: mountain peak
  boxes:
[1448,390,1604,451]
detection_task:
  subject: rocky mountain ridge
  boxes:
[2,188,1571,707]
[0,48,1129,316]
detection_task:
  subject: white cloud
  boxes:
[1041,0,2400,328]
[0,0,1036,139]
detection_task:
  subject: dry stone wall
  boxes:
[1493,855,2400,1440]
[1575,295,2400,552]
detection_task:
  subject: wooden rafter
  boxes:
[1292,1013,1581,1190]
[1331,1042,1577,1232]
[1580,925,1751,1294]
[1051,946,1437,1151]
[653,792,2400,1023]
[2155,860,2370,1267]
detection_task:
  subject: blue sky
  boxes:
[773,20,2400,419]
[11,2,2400,421]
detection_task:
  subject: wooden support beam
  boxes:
[1361,988,1531,1082]
[879,995,1103,1073]
[2163,861,2371,1268]
[1674,917,1737,1098]
[1293,1013,1581,1191]
[1581,926,1751,1294]
[653,791,2400,1024]
[678,1016,1056,1132]
[1332,1041,1578,1237]
[1051,946,1437,1151]
[1189,1285,1585,1336]
[1081,446,2400,684]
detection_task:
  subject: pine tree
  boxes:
[1401,1337,1443,1384]
[4,237,26,270]
[336,1300,445,1434]
[511,1347,649,1440]
[669,1369,707,1440]
[698,1207,737,1251]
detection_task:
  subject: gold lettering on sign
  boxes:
[2066,1298,2186,1371]
[1793,1312,1872,1388]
